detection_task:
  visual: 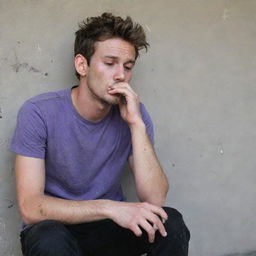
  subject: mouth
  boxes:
[109,93,126,104]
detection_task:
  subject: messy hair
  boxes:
[74,12,149,79]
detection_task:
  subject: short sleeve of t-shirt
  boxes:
[140,103,154,145]
[9,101,47,159]
[10,99,154,159]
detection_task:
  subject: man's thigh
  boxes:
[20,207,190,256]
[20,219,142,256]
[66,219,145,256]
[20,220,80,256]
[66,207,190,256]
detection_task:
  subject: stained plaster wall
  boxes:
[1,1,256,255]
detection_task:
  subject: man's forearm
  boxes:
[21,195,113,225]
[130,121,169,206]
[107,81,168,205]
[21,194,169,243]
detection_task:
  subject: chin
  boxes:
[98,95,118,106]
[108,98,119,105]
[104,95,120,105]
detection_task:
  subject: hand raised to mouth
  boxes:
[107,82,142,126]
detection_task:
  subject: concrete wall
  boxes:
[1,0,255,255]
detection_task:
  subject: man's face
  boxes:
[85,37,136,105]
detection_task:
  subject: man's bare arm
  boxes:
[108,82,169,243]
[108,82,169,206]
[128,122,169,206]
[16,154,168,243]
[15,154,112,225]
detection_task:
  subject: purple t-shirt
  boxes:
[10,86,154,202]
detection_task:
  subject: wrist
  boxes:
[101,200,119,220]
[129,119,146,132]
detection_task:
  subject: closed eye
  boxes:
[124,66,133,71]
[105,62,114,66]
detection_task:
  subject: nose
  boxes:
[113,66,125,82]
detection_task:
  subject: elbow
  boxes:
[155,179,169,205]
[140,195,167,207]
[162,177,170,202]
[136,175,170,206]
[151,173,169,206]
[18,198,44,225]
[19,205,38,225]
[20,212,35,225]
[139,183,169,207]
[156,187,169,207]
[165,179,170,196]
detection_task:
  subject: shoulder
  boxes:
[19,88,70,116]
[27,88,68,107]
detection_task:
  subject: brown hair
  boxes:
[74,12,149,79]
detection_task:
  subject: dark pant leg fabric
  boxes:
[140,207,191,256]
[20,207,190,256]
[20,220,81,256]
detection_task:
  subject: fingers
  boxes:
[143,203,168,223]
[144,210,167,241]
[139,219,156,243]
[135,213,167,243]
[107,83,142,124]
[111,201,168,244]
[108,82,133,92]
[130,223,143,237]
[132,203,168,243]
[107,83,138,102]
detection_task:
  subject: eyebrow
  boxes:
[104,55,136,64]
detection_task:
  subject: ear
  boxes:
[74,54,88,77]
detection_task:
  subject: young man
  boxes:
[10,13,190,255]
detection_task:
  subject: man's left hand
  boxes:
[108,82,142,126]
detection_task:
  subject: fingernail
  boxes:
[163,232,167,237]
[153,224,158,230]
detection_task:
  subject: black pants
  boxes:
[20,207,190,256]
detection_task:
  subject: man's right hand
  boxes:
[108,201,168,243]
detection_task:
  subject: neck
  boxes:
[71,85,112,122]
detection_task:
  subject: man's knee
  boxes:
[21,220,80,256]
[162,207,190,242]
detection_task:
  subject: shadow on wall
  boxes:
[223,251,256,256]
